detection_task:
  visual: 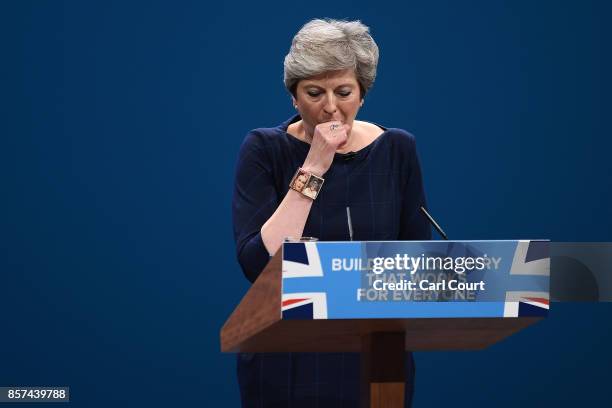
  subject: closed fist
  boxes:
[302,121,351,176]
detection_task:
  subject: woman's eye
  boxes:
[305,89,351,97]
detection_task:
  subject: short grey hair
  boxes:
[283,19,379,98]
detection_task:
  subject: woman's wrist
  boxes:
[289,167,325,200]
[301,163,325,177]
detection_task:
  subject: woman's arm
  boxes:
[232,121,348,282]
[260,121,348,255]
[259,189,314,253]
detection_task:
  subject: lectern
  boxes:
[221,240,549,407]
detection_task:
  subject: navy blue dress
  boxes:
[232,115,431,407]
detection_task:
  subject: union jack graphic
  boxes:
[282,242,327,319]
[503,241,550,317]
[281,292,328,319]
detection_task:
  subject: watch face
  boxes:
[292,169,309,192]
[302,176,322,199]
[290,168,324,199]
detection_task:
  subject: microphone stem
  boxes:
[346,207,354,241]
[419,206,448,240]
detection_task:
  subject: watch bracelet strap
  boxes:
[289,167,325,200]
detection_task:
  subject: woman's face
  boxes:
[293,69,363,139]
[295,174,308,190]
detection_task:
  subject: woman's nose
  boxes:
[323,94,337,114]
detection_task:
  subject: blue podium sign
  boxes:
[281,240,549,320]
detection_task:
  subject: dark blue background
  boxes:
[2,0,610,406]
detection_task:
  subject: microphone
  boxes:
[346,207,354,241]
[419,206,448,240]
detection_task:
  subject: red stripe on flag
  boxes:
[282,298,309,307]
[523,297,549,305]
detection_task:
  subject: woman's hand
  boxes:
[302,121,350,176]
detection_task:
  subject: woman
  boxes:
[232,18,431,407]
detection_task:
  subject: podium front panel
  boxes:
[281,240,549,320]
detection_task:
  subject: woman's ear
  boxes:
[360,99,364,107]
[292,96,298,109]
